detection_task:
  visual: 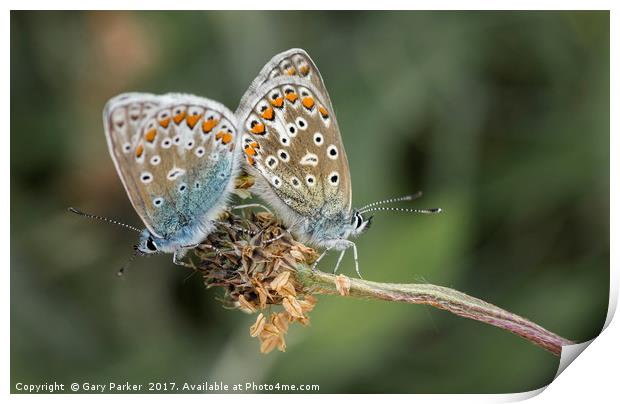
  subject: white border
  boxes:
[4,3,616,403]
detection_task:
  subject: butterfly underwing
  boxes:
[104,92,240,260]
[235,49,368,274]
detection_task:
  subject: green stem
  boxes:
[296,265,573,356]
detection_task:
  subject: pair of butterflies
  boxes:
[96,48,440,276]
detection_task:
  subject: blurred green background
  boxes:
[11,11,609,393]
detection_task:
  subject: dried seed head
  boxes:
[335,274,351,296]
[282,296,304,318]
[190,207,320,354]
[250,313,266,337]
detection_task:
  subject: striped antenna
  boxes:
[358,192,423,212]
[68,207,142,233]
[359,206,442,215]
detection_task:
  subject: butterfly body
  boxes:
[104,92,239,258]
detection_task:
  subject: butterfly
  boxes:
[100,92,240,263]
[235,48,440,277]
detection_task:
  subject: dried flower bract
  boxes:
[191,207,319,354]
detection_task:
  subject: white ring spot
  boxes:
[150,155,161,166]
[167,168,186,181]
[173,136,182,145]
[140,171,153,184]
[290,176,301,188]
[153,197,163,207]
[195,147,205,157]
[122,143,131,153]
[278,150,290,162]
[266,155,278,169]
[272,175,282,188]
[280,135,291,146]
[296,117,307,130]
[313,133,324,146]
[161,138,172,149]
[286,123,297,137]
[185,139,195,149]
[306,174,316,186]
[328,171,340,186]
[300,152,319,167]
[178,183,187,192]
[327,145,339,160]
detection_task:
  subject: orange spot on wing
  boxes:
[285,92,298,103]
[186,114,202,129]
[302,97,315,110]
[286,67,296,76]
[216,131,234,145]
[247,155,256,166]
[173,111,186,124]
[222,133,233,144]
[319,106,329,118]
[144,129,157,143]
[250,122,266,135]
[135,144,144,158]
[299,65,310,76]
[159,117,170,128]
[261,107,274,120]
[244,146,257,156]
[202,118,219,133]
[250,141,259,149]
[271,97,284,108]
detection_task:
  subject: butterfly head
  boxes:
[349,210,373,238]
[137,230,161,255]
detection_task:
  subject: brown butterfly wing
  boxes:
[237,72,352,221]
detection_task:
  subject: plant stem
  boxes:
[296,265,573,356]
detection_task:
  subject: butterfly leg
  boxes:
[333,250,347,274]
[173,249,195,269]
[200,244,223,256]
[312,247,333,271]
[218,221,259,239]
[342,240,362,279]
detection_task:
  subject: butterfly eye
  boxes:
[351,213,363,228]
[146,237,158,252]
